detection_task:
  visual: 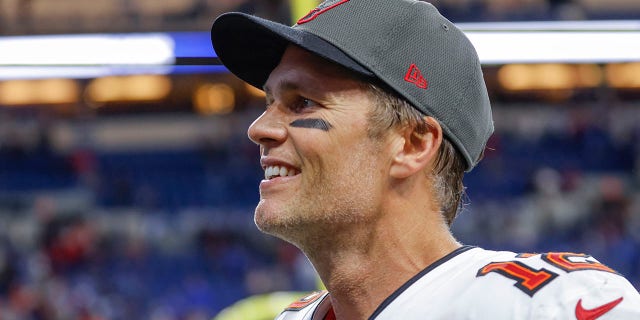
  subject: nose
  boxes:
[247,108,287,147]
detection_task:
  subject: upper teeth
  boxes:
[265,165,298,180]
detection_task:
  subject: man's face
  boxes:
[247,45,393,242]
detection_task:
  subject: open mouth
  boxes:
[264,165,300,180]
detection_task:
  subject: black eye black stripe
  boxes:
[289,118,333,131]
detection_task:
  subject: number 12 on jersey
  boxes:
[477,252,617,297]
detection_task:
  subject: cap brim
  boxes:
[211,12,373,89]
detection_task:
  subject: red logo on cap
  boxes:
[404,64,428,89]
[297,0,350,25]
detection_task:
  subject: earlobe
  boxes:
[389,117,442,179]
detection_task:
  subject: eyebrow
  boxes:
[263,80,303,97]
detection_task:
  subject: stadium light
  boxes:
[458,19,640,31]
[0,33,174,65]
[0,78,80,105]
[0,21,639,80]
[457,20,640,64]
[0,32,226,80]
[85,75,172,103]
[466,31,640,64]
[194,83,236,115]
[605,62,640,88]
[0,33,176,80]
[497,64,603,91]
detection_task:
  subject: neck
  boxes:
[300,207,461,320]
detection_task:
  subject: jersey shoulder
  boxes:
[469,250,640,319]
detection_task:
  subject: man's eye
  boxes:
[292,98,318,112]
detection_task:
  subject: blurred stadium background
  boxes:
[1,0,640,319]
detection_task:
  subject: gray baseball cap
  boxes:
[211,0,493,171]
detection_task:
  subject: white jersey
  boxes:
[276,246,640,320]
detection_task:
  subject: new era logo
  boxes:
[404,64,428,89]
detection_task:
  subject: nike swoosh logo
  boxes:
[575,297,624,320]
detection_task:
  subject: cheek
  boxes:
[320,151,386,220]
[320,139,386,192]
[291,133,336,170]
[292,117,382,181]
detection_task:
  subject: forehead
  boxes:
[264,45,366,93]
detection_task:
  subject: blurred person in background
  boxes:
[210,0,640,318]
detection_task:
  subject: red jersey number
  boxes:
[477,252,617,297]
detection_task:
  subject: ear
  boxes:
[389,116,442,179]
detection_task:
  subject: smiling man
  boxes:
[253,48,390,244]
[210,0,640,319]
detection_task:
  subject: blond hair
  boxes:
[365,83,467,226]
